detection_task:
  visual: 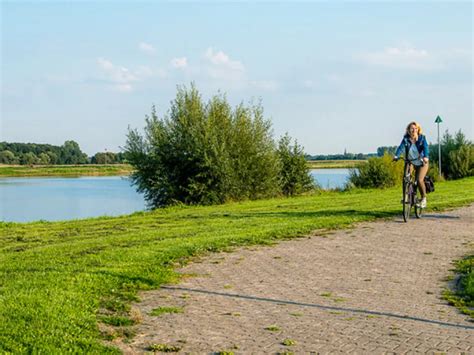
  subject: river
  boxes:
[0,169,351,222]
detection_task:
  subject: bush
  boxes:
[430,130,473,179]
[124,84,312,208]
[277,134,314,196]
[349,153,403,188]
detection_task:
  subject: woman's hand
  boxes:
[423,157,429,164]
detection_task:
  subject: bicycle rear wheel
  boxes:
[402,183,412,222]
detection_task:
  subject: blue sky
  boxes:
[1,1,472,155]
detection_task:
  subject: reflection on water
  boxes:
[0,169,351,222]
[0,176,146,223]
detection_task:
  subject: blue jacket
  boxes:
[395,134,429,159]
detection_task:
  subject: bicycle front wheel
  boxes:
[415,192,423,218]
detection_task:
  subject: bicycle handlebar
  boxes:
[393,156,426,166]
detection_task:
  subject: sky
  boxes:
[1,1,472,156]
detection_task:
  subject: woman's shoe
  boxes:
[420,197,427,208]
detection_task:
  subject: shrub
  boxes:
[349,153,403,188]
[449,144,474,179]
[430,130,473,179]
[124,84,312,208]
[277,134,314,196]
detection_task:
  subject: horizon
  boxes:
[2,2,472,156]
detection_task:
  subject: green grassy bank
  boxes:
[1,177,473,353]
[307,160,366,169]
[0,164,133,177]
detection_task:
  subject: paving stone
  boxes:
[114,205,474,353]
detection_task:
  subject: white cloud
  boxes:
[139,42,156,54]
[205,48,244,71]
[204,47,245,81]
[97,58,138,83]
[97,58,159,92]
[171,57,188,69]
[359,45,438,70]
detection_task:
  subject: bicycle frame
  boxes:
[399,157,423,222]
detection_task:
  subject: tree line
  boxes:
[0,141,125,165]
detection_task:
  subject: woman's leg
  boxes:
[416,163,429,198]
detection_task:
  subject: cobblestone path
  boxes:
[117,205,474,354]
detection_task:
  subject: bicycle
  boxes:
[397,157,424,222]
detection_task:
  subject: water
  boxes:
[0,176,146,223]
[0,169,351,222]
[310,168,351,190]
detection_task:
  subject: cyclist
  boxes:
[393,121,429,208]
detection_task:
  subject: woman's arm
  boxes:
[394,137,407,158]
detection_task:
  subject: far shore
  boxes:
[0,160,364,177]
[307,159,366,169]
[0,164,134,177]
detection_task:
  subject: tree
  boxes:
[60,140,88,164]
[125,84,302,208]
[38,153,51,165]
[0,150,17,164]
[92,152,117,164]
[277,134,314,196]
[430,129,472,179]
[21,152,39,165]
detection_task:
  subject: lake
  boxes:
[0,169,351,222]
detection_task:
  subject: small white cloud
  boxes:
[139,42,156,54]
[171,57,188,69]
[205,47,244,72]
[97,58,138,83]
[359,45,438,70]
[204,47,245,81]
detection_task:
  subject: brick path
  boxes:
[116,205,474,354]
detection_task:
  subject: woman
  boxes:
[393,121,429,208]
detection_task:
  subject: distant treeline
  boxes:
[0,141,125,165]
[306,152,377,161]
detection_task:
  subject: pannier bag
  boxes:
[424,176,435,193]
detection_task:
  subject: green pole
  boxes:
[435,115,443,177]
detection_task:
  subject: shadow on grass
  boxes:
[210,209,397,220]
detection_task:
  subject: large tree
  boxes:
[125,84,312,208]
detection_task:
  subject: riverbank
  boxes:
[0,164,133,177]
[307,160,366,169]
[0,162,363,177]
[1,177,473,352]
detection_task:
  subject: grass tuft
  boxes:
[150,307,183,317]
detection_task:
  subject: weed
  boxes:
[289,312,303,317]
[148,343,181,352]
[281,339,296,346]
[265,325,281,331]
[150,306,183,317]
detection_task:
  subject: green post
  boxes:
[435,115,443,178]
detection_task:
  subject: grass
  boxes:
[0,164,133,177]
[150,306,183,317]
[0,177,473,352]
[307,160,366,169]
[443,254,474,318]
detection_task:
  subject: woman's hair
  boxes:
[405,121,423,136]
